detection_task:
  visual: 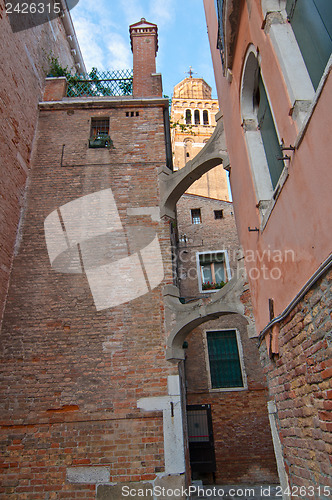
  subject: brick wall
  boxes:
[176,193,278,484]
[0,2,76,327]
[0,97,179,497]
[185,314,278,484]
[259,268,332,492]
[176,194,239,298]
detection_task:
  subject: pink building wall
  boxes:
[203,0,332,334]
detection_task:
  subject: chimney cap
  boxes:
[129,18,158,55]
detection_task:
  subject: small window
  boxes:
[186,152,190,158]
[203,110,209,125]
[185,109,192,124]
[206,330,245,389]
[89,117,112,149]
[199,252,227,290]
[191,208,201,224]
[194,109,200,124]
[214,210,223,219]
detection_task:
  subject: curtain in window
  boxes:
[201,265,213,283]
[207,330,243,389]
[286,0,332,89]
[214,262,225,283]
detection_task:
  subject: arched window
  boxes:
[256,72,284,190]
[185,109,192,124]
[203,110,209,125]
[241,47,284,206]
[194,109,200,125]
[286,0,332,90]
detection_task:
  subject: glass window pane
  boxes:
[287,0,332,89]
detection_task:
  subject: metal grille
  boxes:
[187,409,210,443]
[191,208,201,224]
[67,69,133,97]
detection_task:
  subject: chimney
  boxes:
[129,18,162,98]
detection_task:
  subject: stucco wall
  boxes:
[203,0,332,333]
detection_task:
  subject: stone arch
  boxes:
[163,257,254,361]
[159,117,229,218]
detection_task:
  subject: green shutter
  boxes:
[207,330,244,389]
[257,73,284,189]
[287,0,332,90]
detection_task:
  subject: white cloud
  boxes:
[73,15,106,71]
[106,34,131,70]
[149,0,175,27]
[119,0,145,25]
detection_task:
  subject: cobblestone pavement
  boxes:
[189,484,281,499]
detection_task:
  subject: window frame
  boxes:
[204,329,248,392]
[203,110,209,125]
[196,250,231,293]
[191,208,202,224]
[240,45,287,222]
[214,210,224,220]
[89,117,111,149]
[260,0,332,132]
[185,109,192,125]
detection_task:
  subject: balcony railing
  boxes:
[66,69,133,97]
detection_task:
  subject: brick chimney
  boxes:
[129,18,162,98]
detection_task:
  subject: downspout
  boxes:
[60,0,86,73]
[258,252,332,345]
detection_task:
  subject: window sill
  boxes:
[260,165,289,231]
[208,386,248,393]
[200,286,227,294]
[295,55,332,148]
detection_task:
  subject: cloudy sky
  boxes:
[70,0,217,99]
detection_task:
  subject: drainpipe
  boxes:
[60,0,86,73]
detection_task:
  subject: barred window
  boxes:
[90,117,109,136]
[191,208,201,224]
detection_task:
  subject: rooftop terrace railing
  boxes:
[66,69,133,97]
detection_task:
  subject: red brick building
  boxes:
[0,17,189,499]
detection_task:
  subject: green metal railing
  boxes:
[66,69,133,97]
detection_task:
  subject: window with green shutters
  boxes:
[257,72,284,190]
[206,330,244,389]
[286,0,332,90]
